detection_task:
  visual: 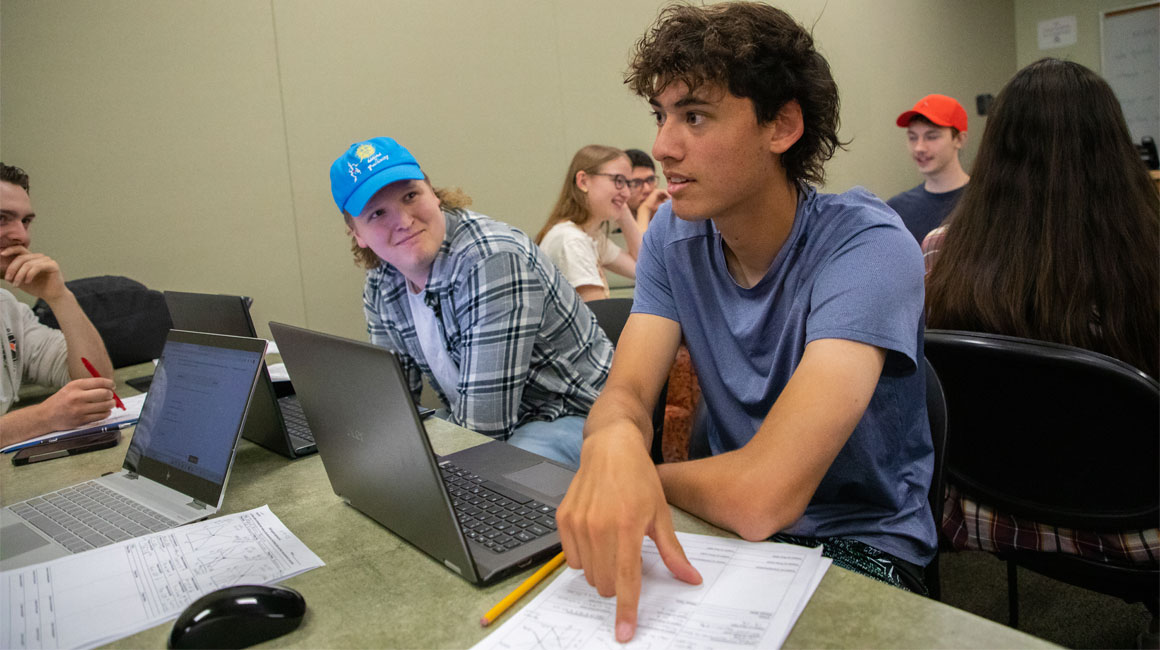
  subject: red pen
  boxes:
[81,357,125,410]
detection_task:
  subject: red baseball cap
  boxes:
[896,94,968,132]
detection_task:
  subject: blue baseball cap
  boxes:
[330,137,425,217]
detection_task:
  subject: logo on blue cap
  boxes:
[330,137,425,217]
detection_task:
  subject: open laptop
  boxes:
[268,321,574,585]
[163,291,316,458]
[0,329,266,570]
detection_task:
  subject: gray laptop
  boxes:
[268,321,574,585]
[0,330,266,570]
[164,291,316,458]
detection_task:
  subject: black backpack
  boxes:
[34,275,172,368]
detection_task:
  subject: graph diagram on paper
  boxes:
[473,532,829,650]
[1,505,323,650]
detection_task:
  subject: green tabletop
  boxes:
[0,364,1056,649]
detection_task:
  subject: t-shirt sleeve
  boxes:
[597,234,623,266]
[630,203,678,322]
[543,226,605,289]
[18,302,70,388]
[807,222,924,372]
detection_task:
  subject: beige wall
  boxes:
[1,0,1015,342]
[1013,0,1145,69]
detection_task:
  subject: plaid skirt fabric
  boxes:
[942,483,1160,566]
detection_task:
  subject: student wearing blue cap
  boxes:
[329,137,614,469]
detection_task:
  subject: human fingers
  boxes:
[6,253,47,286]
[2,250,30,283]
[69,377,115,391]
[557,488,585,572]
[651,517,702,586]
[0,245,30,261]
[76,400,115,422]
[613,532,644,643]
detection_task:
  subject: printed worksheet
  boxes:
[1,505,323,650]
[474,532,830,650]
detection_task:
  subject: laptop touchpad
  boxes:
[504,463,573,498]
[1,523,51,555]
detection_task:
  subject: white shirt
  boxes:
[406,285,460,409]
[538,221,622,298]
[1,289,70,413]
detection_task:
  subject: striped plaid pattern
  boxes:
[920,225,947,275]
[363,208,614,441]
[942,483,1159,566]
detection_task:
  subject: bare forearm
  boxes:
[44,290,113,379]
[618,217,644,261]
[0,404,53,447]
[583,384,654,449]
[635,205,653,235]
[657,450,807,541]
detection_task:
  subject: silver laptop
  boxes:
[163,291,316,458]
[268,321,574,585]
[0,330,266,570]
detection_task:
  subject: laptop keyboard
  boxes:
[440,462,557,554]
[278,395,315,444]
[8,481,178,553]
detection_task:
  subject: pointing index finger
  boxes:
[614,532,644,643]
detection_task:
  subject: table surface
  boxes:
[0,364,1056,649]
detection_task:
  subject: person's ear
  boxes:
[769,99,805,155]
[347,219,369,249]
[425,180,442,206]
[575,170,590,193]
[953,130,967,151]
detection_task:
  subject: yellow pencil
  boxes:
[480,551,567,627]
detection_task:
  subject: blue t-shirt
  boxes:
[886,182,965,244]
[634,185,936,565]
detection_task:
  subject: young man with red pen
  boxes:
[1,162,116,448]
[556,3,935,643]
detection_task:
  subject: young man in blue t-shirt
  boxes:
[556,3,936,643]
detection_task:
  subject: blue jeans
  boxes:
[508,416,585,470]
[432,411,585,470]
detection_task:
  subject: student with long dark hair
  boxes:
[924,58,1159,565]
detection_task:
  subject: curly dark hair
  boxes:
[625,2,844,186]
[0,163,30,192]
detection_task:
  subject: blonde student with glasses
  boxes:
[535,146,644,301]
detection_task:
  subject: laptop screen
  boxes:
[123,332,265,505]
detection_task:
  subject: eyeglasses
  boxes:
[590,173,629,190]
[627,175,657,190]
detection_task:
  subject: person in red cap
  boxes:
[887,94,970,243]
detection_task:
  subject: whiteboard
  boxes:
[1101,2,1159,144]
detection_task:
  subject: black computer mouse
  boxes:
[168,584,306,649]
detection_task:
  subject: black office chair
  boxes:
[925,329,1159,626]
[34,275,172,368]
[585,298,669,463]
[923,356,947,601]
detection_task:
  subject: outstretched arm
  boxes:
[556,313,702,643]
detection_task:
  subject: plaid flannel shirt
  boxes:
[942,483,1159,566]
[362,208,613,440]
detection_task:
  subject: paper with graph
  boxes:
[474,531,830,649]
[1,505,322,650]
